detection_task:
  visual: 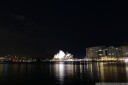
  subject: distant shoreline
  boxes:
[0,60,125,64]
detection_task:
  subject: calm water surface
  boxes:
[0,62,128,85]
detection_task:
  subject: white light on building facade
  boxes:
[53,50,73,61]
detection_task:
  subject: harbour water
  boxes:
[0,62,128,85]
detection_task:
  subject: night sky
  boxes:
[0,0,128,58]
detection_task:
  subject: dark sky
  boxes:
[0,0,128,58]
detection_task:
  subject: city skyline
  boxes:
[0,1,128,85]
[1,44,128,58]
[0,1,128,58]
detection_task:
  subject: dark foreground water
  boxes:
[0,62,128,85]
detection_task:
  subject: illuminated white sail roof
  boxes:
[54,50,65,59]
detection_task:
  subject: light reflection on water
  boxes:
[0,62,127,85]
[53,62,65,85]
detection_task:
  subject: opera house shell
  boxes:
[53,50,73,61]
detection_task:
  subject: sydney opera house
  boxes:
[52,50,73,61]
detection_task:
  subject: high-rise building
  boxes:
[105,46,122,58]
[120,46,128,57]
[86,46,106,60]
[106,46,116,57]
[86,46,123,60]
[115,47,122,58]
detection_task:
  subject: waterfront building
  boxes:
[105,46,123,58]
[120,46,128,57]
[86,46,106,60]
[106,46,116,57]
[115,47,122,58]
[53,50,73,61]
[86,46,124,61]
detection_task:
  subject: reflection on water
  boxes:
[0,62,127,85]
[53,62,65,85]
